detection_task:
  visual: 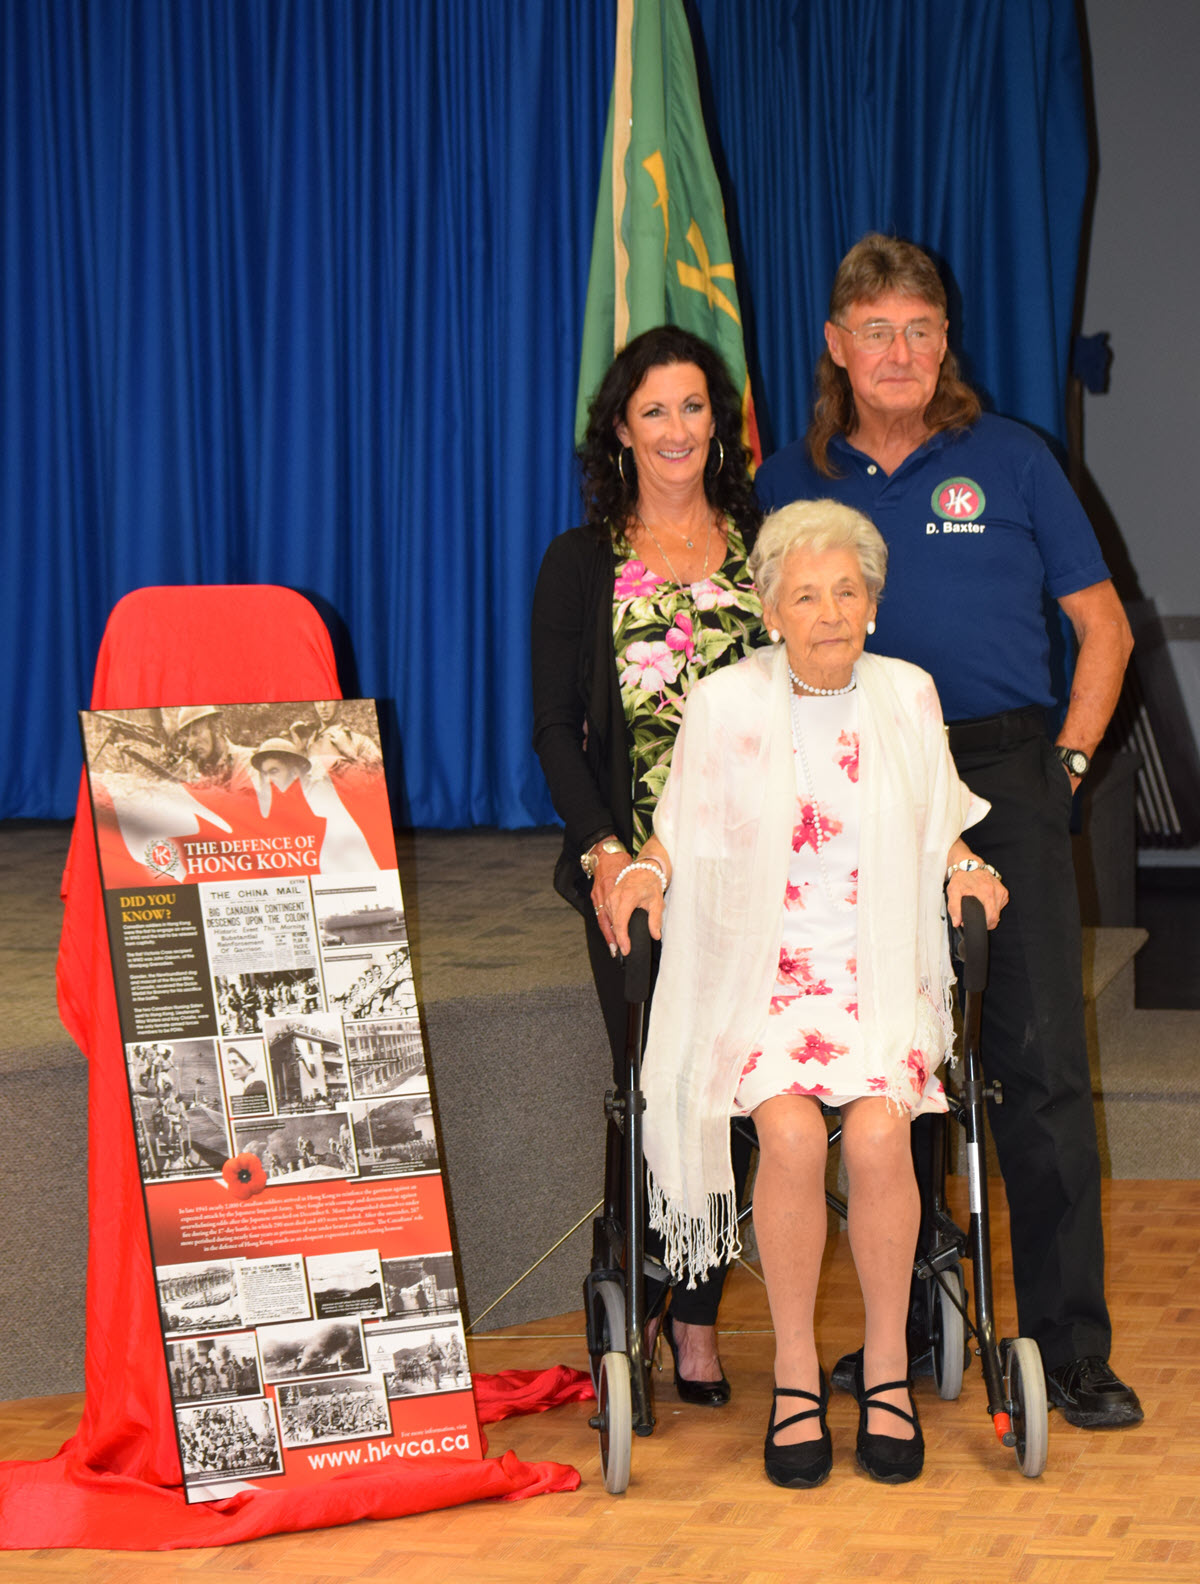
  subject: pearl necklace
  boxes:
[789,689,855,913]
[788,661,856,697]
[636,510,715,586]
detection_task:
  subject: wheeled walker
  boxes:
[584,896,1048,1491]
[905,892,1049,1477]
[583,910,661,1493]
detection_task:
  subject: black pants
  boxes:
[917,719,1112,1371]
[584,908,752,1326]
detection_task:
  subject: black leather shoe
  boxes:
[833,1340,933,1393]
[764,1372,832,1488]
[853,1353,924,1484]
[662,1310,731,1407]
[831,1347,860,1396]
[1045,1356,1143,1428]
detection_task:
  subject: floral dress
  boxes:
[613,522,762,846]
[733,691,947,1117]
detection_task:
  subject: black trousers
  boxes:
[917,720,1112,1371]
[584,908,753,1326]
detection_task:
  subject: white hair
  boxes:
[749,498,887,608]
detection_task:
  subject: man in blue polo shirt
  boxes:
[757,234,1140,1430]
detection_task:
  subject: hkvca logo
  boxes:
[931,477,986,519]
[144,837,184,880]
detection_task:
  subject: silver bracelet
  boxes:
[946,857,1002,886]
[613,859,667,891]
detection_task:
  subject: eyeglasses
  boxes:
[834,320,942,354]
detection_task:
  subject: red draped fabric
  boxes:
[0,588,584,1550]
[472,1367,596,1426]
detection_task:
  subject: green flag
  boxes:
[575,0,760,461]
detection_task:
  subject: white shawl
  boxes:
[642,645,987,1285]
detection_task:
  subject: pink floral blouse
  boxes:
[612,523,762,846]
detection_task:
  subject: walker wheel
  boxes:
[932,1262,966,1401]
[597,1350,632,1494]
[588,1278,627,1394]
[1005,1336,1048,1478]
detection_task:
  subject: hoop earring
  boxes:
[866,619,876,635]
[617,448,633,491]
[709,437,725,477]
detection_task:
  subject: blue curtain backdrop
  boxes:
[690,0,1089,457]
[1,0,1088,826]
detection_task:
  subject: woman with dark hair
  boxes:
[531,324,763,1404]
[577,324,762,550]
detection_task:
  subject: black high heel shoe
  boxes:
[764,1370,832,1488]
[661,1310,731,1407]
[853,1353,924,1483]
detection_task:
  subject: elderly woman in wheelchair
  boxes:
[609,500,1006,1486]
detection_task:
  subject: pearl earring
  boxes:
[769,628,781,644]
[866,619,876,635]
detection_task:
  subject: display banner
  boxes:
[80,700,481,1502]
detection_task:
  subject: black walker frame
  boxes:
[584,898,1048,1492]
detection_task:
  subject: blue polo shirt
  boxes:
[755,415,1110,721]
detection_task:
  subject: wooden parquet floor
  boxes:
[2,1179,1198,1584]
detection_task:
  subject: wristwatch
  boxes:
[1055,746,1090,779]
[580,835,625,879]
[945,857,1003,886]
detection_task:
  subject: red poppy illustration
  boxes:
[221,1151,267,1200]
[741,1049,762,1078]
[843,998,859,1020]
[868,1075,889,1093]
[789,1032,849,1066]
[784,1080,832,1098]
[906,1049,929,1088]
[769,993,796,1017]
[784,880,809,910]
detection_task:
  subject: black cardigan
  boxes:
[530,526,635,918]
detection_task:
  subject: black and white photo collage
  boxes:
[156,1247,469,1479]
[123,869,438,1186]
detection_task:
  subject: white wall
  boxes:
[1081,0,1200,617]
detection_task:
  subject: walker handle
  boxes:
[622,907,654,1005]
[955,893,989,994]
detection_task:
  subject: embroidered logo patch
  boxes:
[931,477,986,519]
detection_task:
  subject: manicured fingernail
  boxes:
[609,943,618,959]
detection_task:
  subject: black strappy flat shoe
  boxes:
[764,1370,832,1488]
[853,1353,924,1483]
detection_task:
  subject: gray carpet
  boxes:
[0,824,90,1399]
[2,818,1197,1403]
[394,828,611,1334]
